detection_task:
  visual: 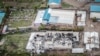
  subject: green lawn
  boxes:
[8,10,36,28]
[0,33,30,55]
[9,20,32,28]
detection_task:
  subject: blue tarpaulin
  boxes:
[48,0,61,4]
[43,9,50,21]
[95,0,100,2]
[0,12,5,24]
[90,5,100,12]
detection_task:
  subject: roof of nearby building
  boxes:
[48,9,75,24]
[72,48,84,53]
[95,0,100,2]
[26,33,35,50]
[34,10,44,24]
[34,9,75,25]
[48,0,61,4]
[84,32,99,51]
[0,12,5,24]
[26,32,79,54]
[43,9,51,21]
[90,4,100,12]
[77,11,86,26]
[90,12,100,19]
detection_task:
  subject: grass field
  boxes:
[8,20,32,28]
[6,0,47,28]
[1,33,30,54]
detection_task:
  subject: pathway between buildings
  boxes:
[63,0,88,8]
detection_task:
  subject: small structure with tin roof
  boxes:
[48,0,61,8]
[90,4,100,21]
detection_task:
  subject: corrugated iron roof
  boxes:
[0,12,5,24]
[90,4,100,12]
[95,0,100,2]
[48,0,61,4]
[43,9,51,21]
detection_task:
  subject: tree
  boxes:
[51,25,56,30]
[0,0,4,9]
[34,6,38,13]
[92,17,97,22]
[38,24,45,30]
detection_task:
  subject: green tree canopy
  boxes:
[0,0,4,8]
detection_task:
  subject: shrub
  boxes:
[92,17,97,22]
[73,27,84,31]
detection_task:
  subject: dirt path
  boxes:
[63,0,88,8]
